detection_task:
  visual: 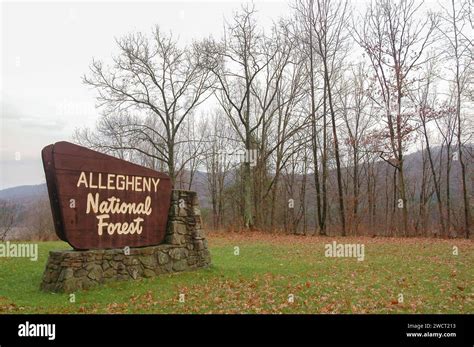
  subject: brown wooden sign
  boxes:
[42,141,172,250]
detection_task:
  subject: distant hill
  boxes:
[0,145,470,208]
[0,183,47,202]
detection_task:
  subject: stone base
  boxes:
[41,244,210,292]
[40,190,211,293]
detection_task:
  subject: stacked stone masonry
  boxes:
[40,190,211,292]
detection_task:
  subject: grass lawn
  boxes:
[0,233,472,314]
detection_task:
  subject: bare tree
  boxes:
[412,58,447,235]
[201,110,234,229]
[24,198,56,241]
[294,0,350,235]
[354,0,437,235]
[339,63,375,234]
[0,200,20,241]
[198,5,262,228]
[83,26,213,182]
[438,0,473,238]
[199,5,296,228]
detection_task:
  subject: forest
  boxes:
[75,0,473,238]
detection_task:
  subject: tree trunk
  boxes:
[324,65,346,236]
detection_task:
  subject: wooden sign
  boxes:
[41,141,173,250]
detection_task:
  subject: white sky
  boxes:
[0,0,289,189]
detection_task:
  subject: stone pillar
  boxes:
[40,190,211,293]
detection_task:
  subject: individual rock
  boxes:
[157,252,169,265]
[169,248,188,260]
[172,259,188,271]
[166,233,185,245]
[87,264,102,281]
[143,269,155,278]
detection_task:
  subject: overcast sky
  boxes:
[0,0,291,189]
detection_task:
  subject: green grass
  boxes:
[0,234,472,313]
